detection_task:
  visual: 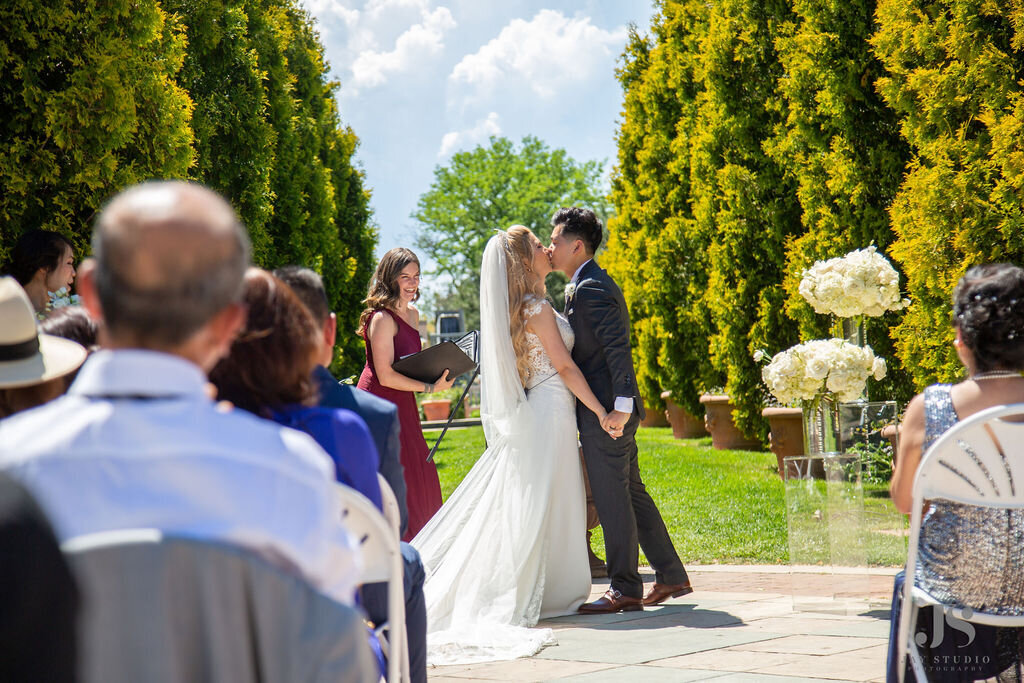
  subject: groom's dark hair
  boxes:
[552,207,603,255]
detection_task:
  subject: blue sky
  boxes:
[301,0,656,266]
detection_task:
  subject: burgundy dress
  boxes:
[358,309,443,541]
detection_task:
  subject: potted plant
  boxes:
[420,397,451,421]
[421,386,467,422]
[698,393,761,450]
[660,391,706,438]
[761,405,804,477]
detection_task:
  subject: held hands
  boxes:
[601,410,630,439]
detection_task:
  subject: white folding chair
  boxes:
[897,403,1024,682]
[377,474,401,539]
[337,484,409,683]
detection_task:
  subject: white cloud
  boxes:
[364,0,429,18]
[349,6,456,91]
[449,9,627,100]
[438,112,501,157]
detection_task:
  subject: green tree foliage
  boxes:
[2,0,375,376]
[166,0,375,375]
[413,136,609,331]
[873,0,1024,385]
[767,0,914,403]
[0,0,195,264]
[604,3,713,418]
[692,0,802,437]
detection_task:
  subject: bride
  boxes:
[411,226,614,665]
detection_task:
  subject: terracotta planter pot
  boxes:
[641,397,669,428]
[762,406,803,478]
[421,399,451,421]
[699,394,761,451]
[660,390,707,438]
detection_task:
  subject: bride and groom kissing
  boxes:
[411,207,691,664]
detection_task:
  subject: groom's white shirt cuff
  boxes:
[571,260,633,414]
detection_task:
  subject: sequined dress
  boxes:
[916,384,1024,613]
[887,384,1024,682]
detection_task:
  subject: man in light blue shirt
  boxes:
[0,181,361,606]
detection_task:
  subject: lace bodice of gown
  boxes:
[522,296,573,387]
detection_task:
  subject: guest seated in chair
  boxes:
[886,263,1024,682]
[0,277,87,419]
[210,268,429,683]
[0,181,363,609]
[273,265,409,536]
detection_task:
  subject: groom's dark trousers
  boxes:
[568,259,689,599]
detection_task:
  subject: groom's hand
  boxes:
[603,410,629,436]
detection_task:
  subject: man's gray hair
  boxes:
[92,181,251,347]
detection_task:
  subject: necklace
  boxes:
[970,370,1024,381]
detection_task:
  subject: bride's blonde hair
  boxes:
[502,226,546,385]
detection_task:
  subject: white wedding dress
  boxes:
[411,237,591,666]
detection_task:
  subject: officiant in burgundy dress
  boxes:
[358,248,454,541]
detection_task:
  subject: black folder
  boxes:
[392,331,478,383]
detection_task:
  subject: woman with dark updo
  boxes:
[4,230,76,313]
[886,263,1024,682]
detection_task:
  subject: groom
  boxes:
[548,207,692,613]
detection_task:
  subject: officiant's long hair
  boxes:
[503,226,545,385]
[358,247,421,335]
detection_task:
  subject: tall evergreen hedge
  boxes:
[2,0,375,375]
[873,0,1024,385]
[768,0,914,403]
[0,0,195,262]
[605,3,712,418]
[609,0,1022,433]
[693,0,802,437]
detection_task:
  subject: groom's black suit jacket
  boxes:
[565,259,645,431]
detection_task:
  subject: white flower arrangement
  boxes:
[798,246,909,318]
[761,338,887,405]
[564,282,576,299]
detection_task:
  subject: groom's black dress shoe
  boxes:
[642,581,694,606]
[577,589,643,614]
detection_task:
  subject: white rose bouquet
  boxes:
[761,339,887,405]
[798,246,909,318]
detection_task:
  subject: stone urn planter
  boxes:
[699,394,761,451]
[660,390,707,438]
[762,406,803,478]
[421,399,451,421]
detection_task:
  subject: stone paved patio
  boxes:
[428,565,900,682]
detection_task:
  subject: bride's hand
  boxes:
[599,412,621,439]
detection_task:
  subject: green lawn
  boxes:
[424,425,905,566]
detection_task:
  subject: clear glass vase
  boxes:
[833,315,866,348]
[802,395,840,456]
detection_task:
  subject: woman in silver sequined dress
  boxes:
[886,263,1024,682]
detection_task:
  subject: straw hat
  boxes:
[0,277,87,389]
